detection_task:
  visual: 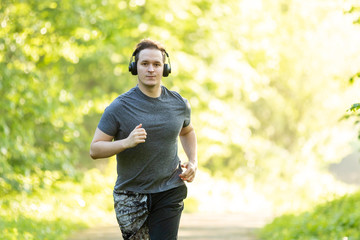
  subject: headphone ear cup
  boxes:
[163,64,171,77]
[129,62,137,75]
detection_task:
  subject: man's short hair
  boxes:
[134,39,166,64]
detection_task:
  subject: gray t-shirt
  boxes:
[98,85,191,193]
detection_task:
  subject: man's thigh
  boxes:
[147,185,187,240]
[113,190,150,240]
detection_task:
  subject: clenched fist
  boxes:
[125,124,147,148]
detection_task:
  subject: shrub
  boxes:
[259,191,360,240]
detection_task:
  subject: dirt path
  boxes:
[68,212,267,240]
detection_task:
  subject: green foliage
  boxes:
[349,72,360,84]
[342,103,360,140]
[2,0,359,184]
[349,103,360,112]
[1,214,85,240]
[0,169,114,240]
[259,191,360,240]
[1,0,93,192]
[346,5,360,141]
[345,4,360,24]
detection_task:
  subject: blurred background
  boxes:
[1,0,360,239]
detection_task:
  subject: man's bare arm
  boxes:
[90,124,147,159]
[179,123,197,182]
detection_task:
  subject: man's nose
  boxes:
[147,64,154,72]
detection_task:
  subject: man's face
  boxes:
[137,48,164,89]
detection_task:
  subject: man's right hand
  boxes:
[125,124,147,148]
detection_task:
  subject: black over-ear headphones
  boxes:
[128,49,171,77]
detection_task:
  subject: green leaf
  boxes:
[349,103,360,112]
[349,72,360,84]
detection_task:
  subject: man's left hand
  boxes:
[179,161,197,182]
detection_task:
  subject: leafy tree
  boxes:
[345,5,360,141]
[1,0,360,202]
[0,0,218,193]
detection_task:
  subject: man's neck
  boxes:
[138,84,162,98]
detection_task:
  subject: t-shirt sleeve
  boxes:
[97,104,119,137]
[183,98,191,127]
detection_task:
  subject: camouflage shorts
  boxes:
[113,190,150,240]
